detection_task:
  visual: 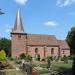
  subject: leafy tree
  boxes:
[66,27,75,54]
[0,50,6,61]
[0,38,11,57]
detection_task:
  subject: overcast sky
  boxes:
[0,0,75,40]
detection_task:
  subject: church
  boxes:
[11,10,70,59]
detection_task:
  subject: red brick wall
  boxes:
[11,34,27,58]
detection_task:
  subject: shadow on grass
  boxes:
[56,67,73,75]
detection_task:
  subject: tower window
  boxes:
[18,35,21,38]
[51,48,54,55]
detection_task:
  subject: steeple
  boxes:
[12,10,24,33]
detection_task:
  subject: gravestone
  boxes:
[63,55,68,63]
[47,57,51,70]
[22,62,32,75]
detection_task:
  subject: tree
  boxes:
[0,50,6,61]
[66,26,75,54]
[0,38,11,57]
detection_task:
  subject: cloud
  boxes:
[44,21,57,27]
[14,0,28,5]
[5,29,11,33]
[5,25,11,33]
[56,0,75,7]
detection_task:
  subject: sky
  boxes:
[0,0,75,40]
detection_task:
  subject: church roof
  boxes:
[58,40,70,50]
[27,34,59,46]
[12,10,24,33]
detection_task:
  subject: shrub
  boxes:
[26,54,32,62]
[9,57,14,61]
[67,55,73,60]
[0,50,6,61]
[16,60,21,64]
[46,56,53,61]
[20,53,32,62]
[41,58,45,61]
[20,53,26,59]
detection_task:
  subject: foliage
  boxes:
[46,56,53,61]
[34,67,49,74]
[0,50,6,61]
[41,58,45,61]
[67,55,73,60]
[66,26,75,54]
[20,53,26,59]
[36,54,40,61]
[25,54,32,62]
[16,60,21,64]
[9,57,14,61]
[0,38,11,56]
[19,53,32,62]
[52,62,72,72]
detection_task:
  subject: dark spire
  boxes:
[12,10,24,33]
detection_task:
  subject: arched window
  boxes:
[63,50,64,54]
[51,48,54,55]
[35,48,38,54]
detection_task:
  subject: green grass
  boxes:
[51,61,72,71]
[0,70,26,75]
[1,60,72,75]
[36,61,72,74]
[6,70,26,75]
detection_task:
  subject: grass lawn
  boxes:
[33,60,72,74]
[5,70,26,75]
[0,69,26,75]
[51,61,72,72]
[0,60,72,75]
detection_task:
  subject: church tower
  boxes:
[11,10,27,58]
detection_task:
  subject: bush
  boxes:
[55,56,62,61]
[67,55,73,60]
[20,53,26,59]
[9,57,14,61]
[25,55,32,62]
[20,53,32,62]
[16,60,21,64]
[41,58,45,61]
[0,50,6,61]
[47,56,53,61]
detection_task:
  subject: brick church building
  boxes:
[11,10,70,59]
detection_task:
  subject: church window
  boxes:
[63,50,64,54]
[51,48,54,55]
[35,48,38,54]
